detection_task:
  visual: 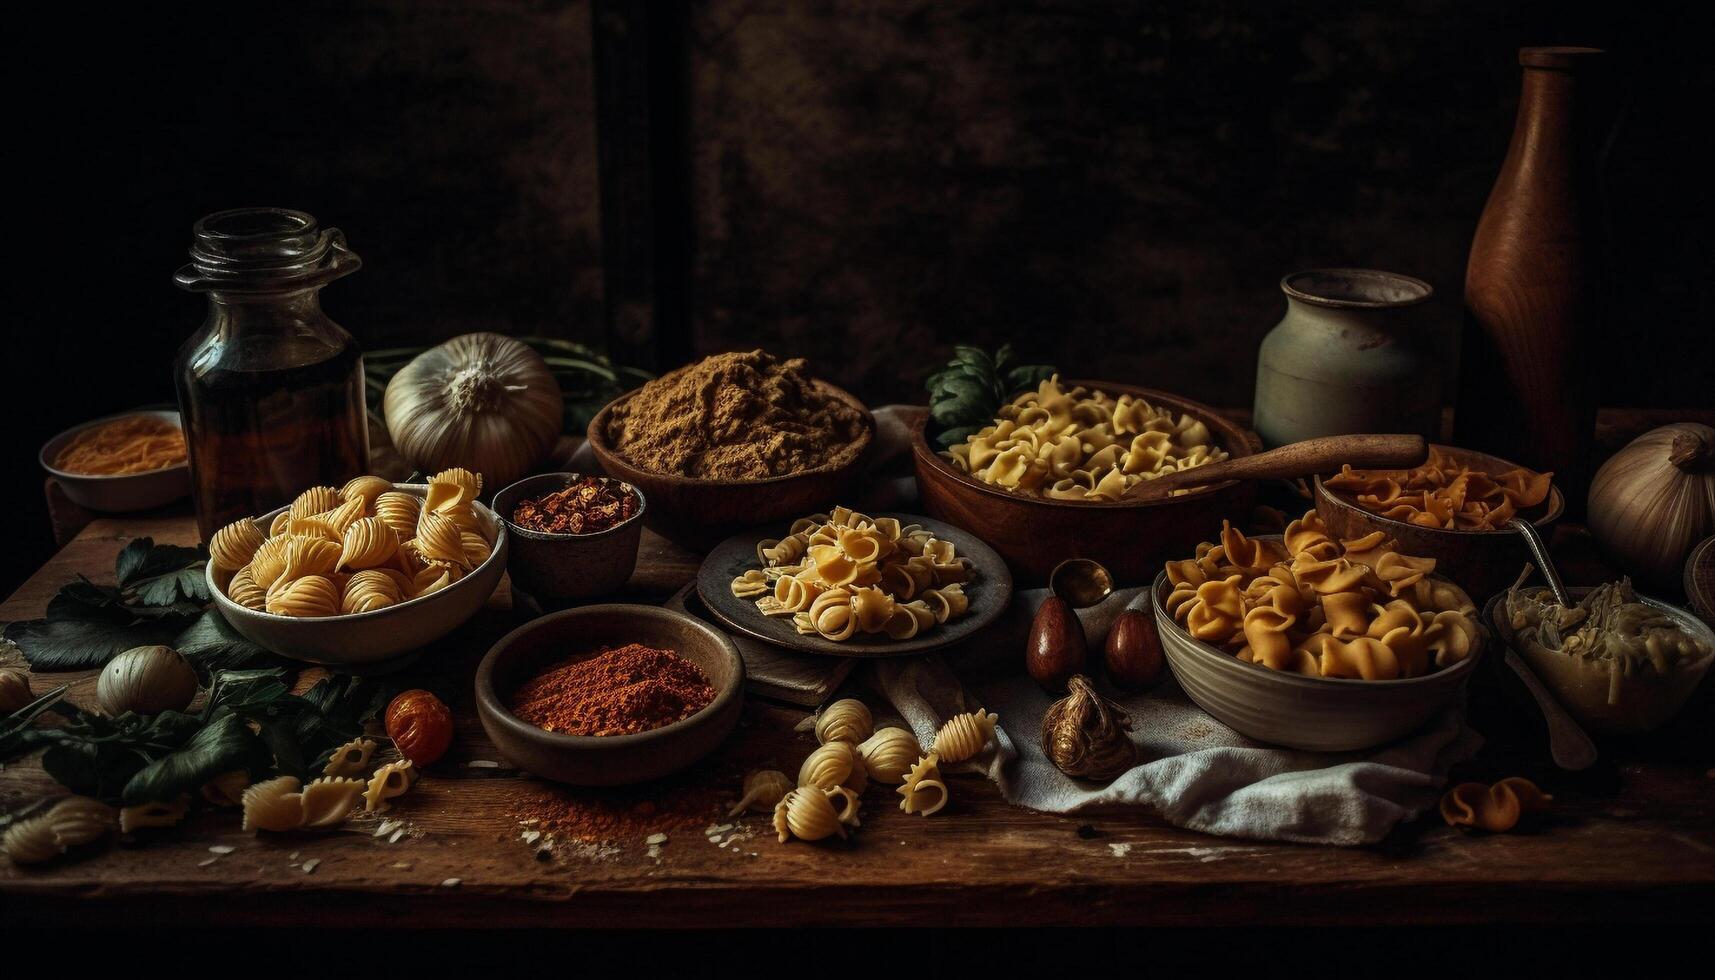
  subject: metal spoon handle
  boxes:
[1507,517,1573,608]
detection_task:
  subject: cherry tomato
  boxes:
[385,689,454,766]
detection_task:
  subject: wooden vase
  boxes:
[1453,47,1611,501]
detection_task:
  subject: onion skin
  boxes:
[1587,423,1715,593]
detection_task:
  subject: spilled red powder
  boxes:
[509,643,716,737]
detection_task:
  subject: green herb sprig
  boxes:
[925,344,1057,448]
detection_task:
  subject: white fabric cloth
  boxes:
[868,586,1481,846]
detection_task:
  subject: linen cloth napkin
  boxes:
[867,587,1481,846]
[580,402,1480,844]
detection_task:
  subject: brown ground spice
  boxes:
[604,349,869,479]
[510,644,716,737]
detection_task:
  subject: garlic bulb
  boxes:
[383,332,563,492]
[1588,423,1715,591]
[1041,674,1136,782]
[97,645,199,716]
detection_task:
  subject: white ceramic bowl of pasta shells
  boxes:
[1149,570,1485,753]
[207,484,509,670]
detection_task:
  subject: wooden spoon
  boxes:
[1125,433,1426,501]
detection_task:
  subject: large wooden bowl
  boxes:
[910,381,1262,587]
[587,380,875,551]
[1313,443,1565,602]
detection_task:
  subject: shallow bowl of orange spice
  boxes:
[475,603,745,785]
[39,409,192,513]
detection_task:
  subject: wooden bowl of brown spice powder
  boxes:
[475,604,745,785]
[587,350,874,549]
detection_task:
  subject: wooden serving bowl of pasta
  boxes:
[586,380,876,551]
[1313,444,1565,602]
[206,483,510,671]
[910,380,1261,587]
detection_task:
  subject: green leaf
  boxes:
[123,712,266,805]
[4,613,183,671]
[1003,364,1057,394]
[175,611,293,674]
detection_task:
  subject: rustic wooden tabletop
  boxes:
[4,506,1714,928]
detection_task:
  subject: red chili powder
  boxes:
[510,643,716,737]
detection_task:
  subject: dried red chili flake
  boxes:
[511,476,638,535]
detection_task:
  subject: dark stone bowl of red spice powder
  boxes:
[475,603,744,785]
[493,472,646,603]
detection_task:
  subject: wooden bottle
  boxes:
[1453,47,1610,499]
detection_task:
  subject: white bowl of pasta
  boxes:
[206,475,510,670]
[1148,522,1485,753]
[39,409,192,513]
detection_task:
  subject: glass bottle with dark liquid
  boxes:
[173,209,369,539]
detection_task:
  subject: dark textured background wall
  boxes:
[6,0,1712,592]
[689,0,1714,404]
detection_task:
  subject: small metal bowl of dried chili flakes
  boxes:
[494,473,647,604]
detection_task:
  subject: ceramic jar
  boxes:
[1252,269,1439,448]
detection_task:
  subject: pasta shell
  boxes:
[728,769,792,817]
[2,814,65,865]
[208,517,265,573]
[241,776,304,832]
[813,698,873,745]
[341,474,393,505]
[857,727,921,785]
[248,535,292,590]
[731,569,771,599]
[826,785,863,828]
[460,530,492,567]
[797,741,866,794]
[278,535,341,582]
[342,569,405,615]
[415,511,469,568]
[373,491,422,539]
[412,562,463,597]
[897,753,948,816]
[301,777,366,828]
[288,486,341,521]
[338,516,401,571]
[316,495,368,536]
[265,574,342,618]
[226,565,266,610]
[269,510,292,537]
[932,710,999,764]
[773,786,847,843]
[425,467,482,513]
[364,759,415,812]
[46,796,119,847]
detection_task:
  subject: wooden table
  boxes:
[4,515,1714,928]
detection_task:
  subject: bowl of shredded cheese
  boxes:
[40,409,192,512]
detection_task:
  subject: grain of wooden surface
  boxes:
[3,514,1713,928]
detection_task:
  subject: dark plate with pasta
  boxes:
[695,508,1012,658]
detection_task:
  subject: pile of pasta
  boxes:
[1322,447,1553,530]
[724,697,1003,845]
[942,376,1228,501]
[729,506,972,642]
[1163,510,1481,681]
[209,468,494,618]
